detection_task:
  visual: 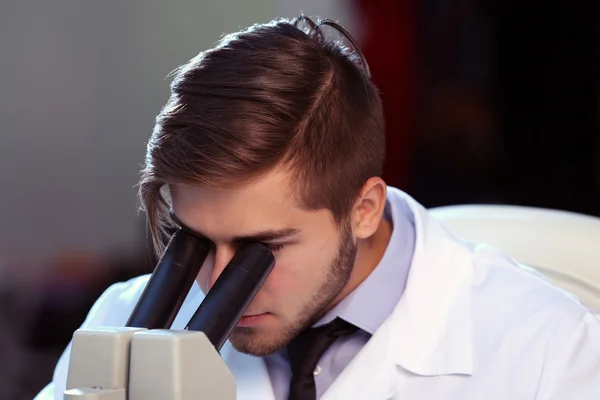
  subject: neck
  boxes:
[332,217,393,306]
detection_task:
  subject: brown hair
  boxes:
[139,16,385,256]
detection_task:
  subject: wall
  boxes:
[0,0,356,265]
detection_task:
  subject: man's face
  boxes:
[170,171,357,356]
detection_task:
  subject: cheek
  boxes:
[194,242,335,301]
[264,246,333,294]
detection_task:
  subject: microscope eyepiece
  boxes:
[126,229,211,329]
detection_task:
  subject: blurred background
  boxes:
[0,0,598,398]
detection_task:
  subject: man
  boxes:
[35,16,600,400]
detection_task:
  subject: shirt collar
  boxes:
[314,196,416,335]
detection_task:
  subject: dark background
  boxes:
[1,1,597,398]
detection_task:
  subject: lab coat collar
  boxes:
[321,188,475,399]
[387,187,475,376]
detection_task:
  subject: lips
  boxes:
[242,313,264,318]
[237,313,269,327]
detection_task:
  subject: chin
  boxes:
[229,326,293,357]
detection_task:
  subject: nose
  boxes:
[208,244,237,289]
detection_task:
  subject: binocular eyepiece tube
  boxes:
[125,229,211,330]
[125,228,275,350]
[185,241,275,350]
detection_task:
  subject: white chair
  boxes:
[429,204,600,313]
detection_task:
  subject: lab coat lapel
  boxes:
[320,317,399,400]
[390,193,474,376]
[319,189,476,400]
[221,342,276,400]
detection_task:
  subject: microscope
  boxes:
[62,229,275,399]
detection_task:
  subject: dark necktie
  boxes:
[287,318,359,400]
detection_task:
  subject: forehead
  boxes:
[169,171,311,239]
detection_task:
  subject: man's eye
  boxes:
[264,243,284,253]
[238,240,285,253]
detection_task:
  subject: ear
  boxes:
[351,177,387,239]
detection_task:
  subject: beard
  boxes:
[228,221,357,356]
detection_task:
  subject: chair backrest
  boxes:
[429,204,600,313]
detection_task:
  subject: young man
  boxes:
[36,16,600,400]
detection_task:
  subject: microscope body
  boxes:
[63,327,236,400]
[61,229,275,400]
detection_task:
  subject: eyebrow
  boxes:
[169,212,301,243]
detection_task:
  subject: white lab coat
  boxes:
[35,189,600,400]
